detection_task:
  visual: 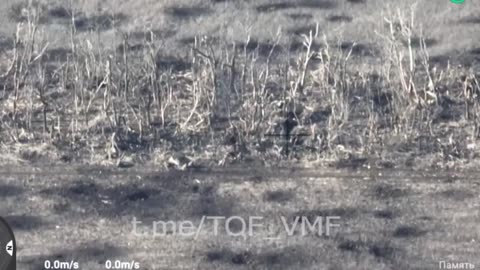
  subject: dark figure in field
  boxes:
[284,112,298,138]
[283,112,298,155]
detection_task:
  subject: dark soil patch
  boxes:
[41,48,72,63]
[368,242,398,259]
[338,41,377,57]
[164,6,212,19]
[47,6,73,20]
[393,225,427,238]
[2,166,480,269]
[116,43,146,53]
[372,184,410,200]
[288,13,313,21]
[235,39,284,57]
[256,2,296,13]
[402,37,438,48]
[288,24,321,36]
[156,55,192,72]
[263,189,294,203]
[459,16,480,24]
[178,36,197,46]
[334,157,368,169]
[194,191,235,217]
[4,215,46,231]
[231,252,250,265]
[347,0,366,3]
[74,13,128,32]
[289,39,323,52]
[124,190,150,202]
[438,188,475,201]
[68,181,98,197]
[372,91,394,112]
[205,249,251,265]
[256,0,336,13]
[8,1,48,23]
[298,0,337,9]
[327,14,353,23]
[0,36,14,51]
[0,184,23,197]
[430,54,452,68]
[470,47,480,56]
[254,246,314,268]
[309,107,332,123]
[373,209,399,219]
[128,29,176,41]
[338,239,364,252]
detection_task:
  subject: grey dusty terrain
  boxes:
[0,0,479,269]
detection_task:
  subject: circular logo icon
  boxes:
[0,217,16,270]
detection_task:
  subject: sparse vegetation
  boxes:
[0,0,478,169]
[1,0,479,269]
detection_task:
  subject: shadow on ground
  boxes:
[235,39,284,58]
[338,41,378,57]
[437,188,475,201]
[288,12,314,21]
[288,24,321,36]
[337,238,403,262]
[347,0,367,3]
[164,6,212,19]
[202,245,316,269]
[41,48,72,63]
[0,184,23,197]
[327,14,353,23]
[393,225,427,238]
[4,215,47,231]
[256,0,337,13]
[3,166,478,269]
[371,183,411,200]
[458,15,480,24]
[8,1,127,32]
[37,170,238,222]
[0,36,14,51]
[128,29,176,42]
[74,13,128,32]
[156,55,192,72]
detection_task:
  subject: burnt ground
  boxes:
[0,0,479,171]
[1,165,479,269]
[0,1,479,268]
